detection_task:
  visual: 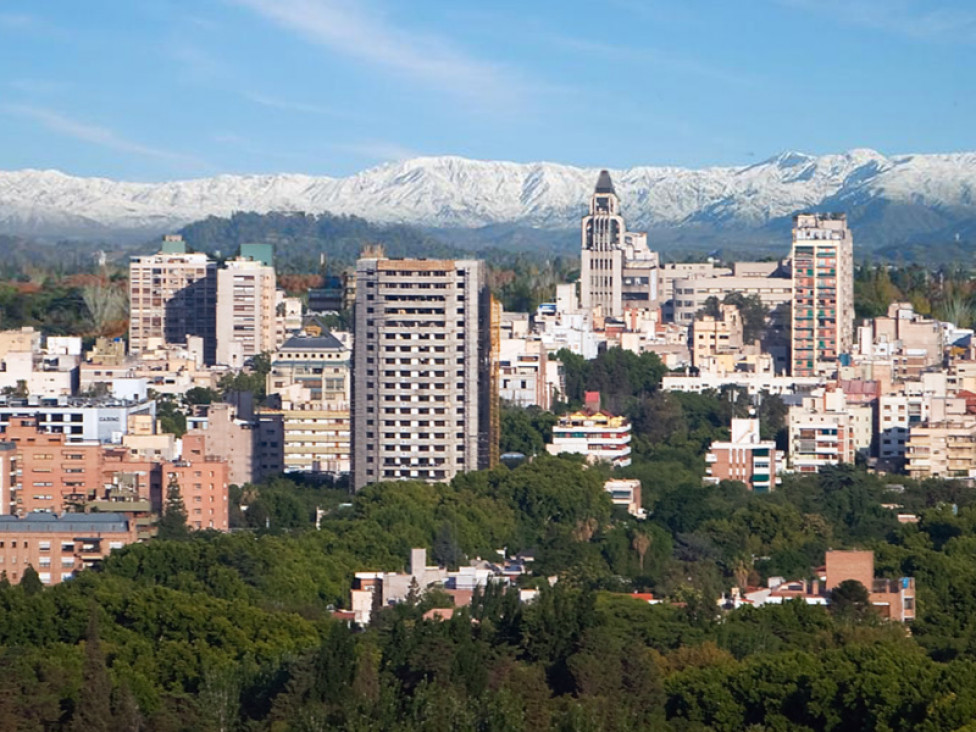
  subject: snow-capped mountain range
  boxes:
[1,148,975,243]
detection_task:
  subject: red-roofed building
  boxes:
[423,607,456,622]
[736,550,915,622]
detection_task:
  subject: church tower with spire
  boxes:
[579,170,658,318]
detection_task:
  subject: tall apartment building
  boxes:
[129,235,217,363]
[791,214,854,377]
[216,244,278,367]
[579,170,658,318]
[352,257,497,491]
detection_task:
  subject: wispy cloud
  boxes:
[231,0,520,106]
[244,91,361,120]
[779,0,976,42]
[0,12,36,29]
[168,42,231,83]
[0,11,66,37]
[2,104,207,169]
[546,34,760,88]
[7,78,68,95]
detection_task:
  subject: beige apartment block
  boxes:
[691,303,744,368]
[265,333,351,476]
[906,420,976,480]
[855,302,944,375]
[352,257,496,490]
[185,403,258,487]
[128,235,217,363]
[671,271,792,326]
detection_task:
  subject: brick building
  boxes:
[0,513,138,586]
[2,419,229,531]
[705,418,784,492]
[4,418,103,515]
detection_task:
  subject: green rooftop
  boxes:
[240,242,274,267]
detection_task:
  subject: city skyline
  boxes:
[0,0,973,181]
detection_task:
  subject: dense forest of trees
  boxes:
[2,454,976,729]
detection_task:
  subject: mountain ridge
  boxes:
[2,149,976,246]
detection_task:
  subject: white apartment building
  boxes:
[0,395,156,444]
[662,373,826,396]
[499,338,555,410]
[658,262,731,322]
[603,478,645,518]
[128,235,217,364]
[788,390,871,472]
[547,410,632,468]
[351,257,496,491]
[216,248,278,368]
[878,393,929,464]
[671,269,793,326]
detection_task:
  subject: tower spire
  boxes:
[594,169,615,195]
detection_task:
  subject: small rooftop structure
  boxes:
[278,332,346,352]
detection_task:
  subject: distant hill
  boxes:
[178,211,468,272]
[2,149,976,251]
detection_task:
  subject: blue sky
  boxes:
[0,0,973,180]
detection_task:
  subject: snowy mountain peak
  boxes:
[1,149,975,241]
